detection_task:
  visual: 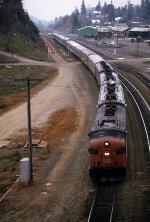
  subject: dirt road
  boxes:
[0,61,90,140]
[0,42,98,221]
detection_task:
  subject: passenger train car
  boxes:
[52,33,127,178]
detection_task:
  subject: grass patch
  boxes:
[0,151,21,172]
[143,61,150,65]
[0,184,11,193]
[0,54,18,63]
[0,65,57,97]
[0,33,48,61]
[131,52,150,58]
[3,150,21,162]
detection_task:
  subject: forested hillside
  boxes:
[0,0,47,60]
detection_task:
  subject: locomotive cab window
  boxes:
[89,130,125,139]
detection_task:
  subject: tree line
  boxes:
[52,0,150,33]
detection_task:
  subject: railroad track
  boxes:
[113,62,150,90]
[121,75,150,221]
[88,184,117,222]
[119,73,150,142]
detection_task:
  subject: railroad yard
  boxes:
[0,35,150,222]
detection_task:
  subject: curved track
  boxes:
[121,77,150,221]
[119,73,150,148]
[115,63,150,89]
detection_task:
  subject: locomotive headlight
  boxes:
[104,141,110,147]
[104,152,110,156]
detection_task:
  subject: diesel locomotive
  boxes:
[52,33,127,178]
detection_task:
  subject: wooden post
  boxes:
[27,77,33,182]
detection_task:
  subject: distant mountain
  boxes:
[30,16,50,29]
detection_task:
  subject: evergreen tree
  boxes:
[141,0,150,18]
[109,3,115,21]
[107,3,115,22]
[95,0,101,11]
[102,1,108,14]
[121,5,128,21]
[127,1,134,21]
[72,7,80,32]
[81,0,86,16]
[115,7,122,17]
[101,1,115,22]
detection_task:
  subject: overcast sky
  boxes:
[23,0,141,21]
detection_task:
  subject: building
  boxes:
[97,27,112,39]
[78,26,98,37]
[92,19,101,26]
[128,27,150,39]
[112,23,129,37]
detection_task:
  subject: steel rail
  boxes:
[88,185,117,222]
[109,187,117,222]
[118,72,150,111]
[120,76,150,153]
[115,63,150,89]
[87,191,97,222]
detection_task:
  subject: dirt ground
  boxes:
[0,39,98,221]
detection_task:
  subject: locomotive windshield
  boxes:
[89,130,125,139]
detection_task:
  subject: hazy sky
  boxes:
[23,0,141,21]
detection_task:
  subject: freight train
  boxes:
[52,33,127,178]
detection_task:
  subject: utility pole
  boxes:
[67,42,70,56]
[15,77,41,183]
[11,33,16,60]
[137,41,139,54]
[116,29,118,47]
[27,77,33,182]
[136,36,140,55]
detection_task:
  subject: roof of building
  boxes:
[98,27,112,32]
[93,11,101,14]
[112,24,129,32]
[92,20,101,24]
[78,26,98,36]
[78,26,97,31]
[115,17,122,21]
[129,27,150,32]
